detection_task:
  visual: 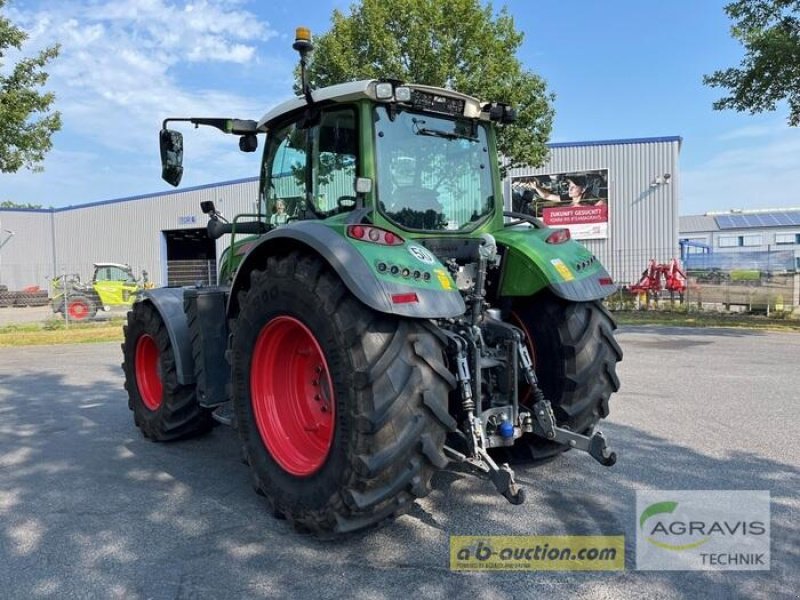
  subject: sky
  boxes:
[2,0,799,216]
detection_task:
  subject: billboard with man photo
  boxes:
[511,169,609,240]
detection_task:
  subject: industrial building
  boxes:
[679,208,800,271]
[0,136,682,292]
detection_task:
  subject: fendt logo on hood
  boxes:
[639,500,766,552]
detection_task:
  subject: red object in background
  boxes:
[629,258,686,296]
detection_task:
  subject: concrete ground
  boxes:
[0,327,797,599]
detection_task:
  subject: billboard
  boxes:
[511,169,609,240]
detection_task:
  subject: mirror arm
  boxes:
[162,117,258,135]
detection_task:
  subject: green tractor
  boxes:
[121,28,622,535]
[53,263,151,321]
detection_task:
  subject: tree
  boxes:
[303,0,554,172]
[0,200,42,209]
[0,0,61,173]
[704,0,800,125]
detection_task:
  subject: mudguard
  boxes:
[228,221,466,319]
[494,228,617,301]
[139,287,194,385]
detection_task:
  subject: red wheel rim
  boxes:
[251,316,336,476]
[135,334,163,411]
[68,300,89,320]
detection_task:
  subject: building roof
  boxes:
[679,215,719,233]
[549,136,682,149]
[680,209,800,233]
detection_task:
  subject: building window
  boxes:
[718,236,739,248]
[741,234,762,247]
[775,233,799,245]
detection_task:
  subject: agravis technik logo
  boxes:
[636,491,770,570]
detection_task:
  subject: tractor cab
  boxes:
[92,263,142,305]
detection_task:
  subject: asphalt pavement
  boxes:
[0,326,797,599]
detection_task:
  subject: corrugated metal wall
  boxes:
[505,139,680,284]
[0,178,259,291]
[52,178,260,287]
[0,210,55,291]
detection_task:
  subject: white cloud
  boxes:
[3,1,293,206]
[682,124,800,214]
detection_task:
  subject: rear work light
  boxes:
[545,228,571,244]
[347,225,404,246]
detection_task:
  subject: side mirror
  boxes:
[239,134,258,153]
[200,200,216,215]
[159,129,184,186]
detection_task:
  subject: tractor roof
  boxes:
[93,262,131,270]
[257,80,486,130]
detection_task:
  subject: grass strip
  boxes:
[0,319,125,347]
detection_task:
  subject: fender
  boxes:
[228,221,465,319]
[494,228,617,302]
[140,287,194,385]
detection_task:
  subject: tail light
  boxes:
[347,225,404,246]
[390,293,419,304]
[545,228,571,244]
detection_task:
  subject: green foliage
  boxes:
[301,0,554,173]
[0,0,62,173]
[704,0,800,125]
[0,200,43,208]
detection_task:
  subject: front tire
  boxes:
[231,252,454,535]
[65,295,97,321]
[509,293,622,461]
[122,302,213,441]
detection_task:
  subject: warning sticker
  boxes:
[550,258,575,282]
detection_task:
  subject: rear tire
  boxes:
[507,293,622,461]
[122,302,213,441]
[231,252,454,535]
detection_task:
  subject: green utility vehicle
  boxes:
[53,263,151,320]
[122,28,622,535]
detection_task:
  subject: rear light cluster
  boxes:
[347,225,404,246]
[376,261,432,282]
[545,228,571,244]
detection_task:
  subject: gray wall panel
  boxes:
[0,210,54,290]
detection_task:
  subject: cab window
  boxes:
[264,107,358,220]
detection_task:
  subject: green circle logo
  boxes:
[640,501,710,551]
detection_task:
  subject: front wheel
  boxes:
[121,302,213,441]
[508,293,622,461]
[65,295,97,321]
[231,252,454,535]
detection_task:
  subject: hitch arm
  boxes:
[531,399,617,467]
